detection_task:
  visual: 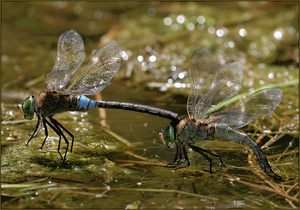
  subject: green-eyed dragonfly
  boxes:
[159,49,282,180]
[18,30,180,162]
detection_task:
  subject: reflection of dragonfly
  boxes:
[160,49,282,180]
[18,30,180,162]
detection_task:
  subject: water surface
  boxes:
[2,2,298,209]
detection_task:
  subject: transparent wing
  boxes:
[46,30,86,90]
[208,88,282,129]
[66,41,122,95]
[188,49,220,119]
[187,49,243,120]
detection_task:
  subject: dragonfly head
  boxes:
[159,125,176,149]
[18,95,36,120]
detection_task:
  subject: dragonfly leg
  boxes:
[168,142,190,169]
[191,145,226,168]
[49,117,74,153]
[43,118,63,160]
[171,142,184,166]
[177,142,183,164]
[49,117,70,162]
[41,119,48,150]
[188,144,214,174]
[26,115,42,146]
[181,143,190,166]
[172,141,180,164]
[167,142,180,168]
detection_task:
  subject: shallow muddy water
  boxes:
[2,2,299,209]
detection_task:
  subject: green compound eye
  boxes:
[18,95,35,120]
[163,125,175,148]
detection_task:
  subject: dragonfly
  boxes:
[159,48,283,181]
[18,30,180,162]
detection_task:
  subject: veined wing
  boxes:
[188,49,220,119]
[66,41,122,95]
[208,88,282,129]
[187,49,243,120]
[46,30,86,91]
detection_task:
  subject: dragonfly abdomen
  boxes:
[76,95,97,111]
[73,96,180,121]
[95,100,180,121]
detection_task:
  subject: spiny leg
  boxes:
[172,142,180,164]
[26,115,42,146]
[168,142,180,168]
[49,117,74,152]
[181,144,190,166]
[43,118,63,160]
[41,119,48,150]
[178,143,183,163]
[171,143,190,167]
[188,144,215,174]
[192,145,226,168]
[175,142,186,166]
[174,142,184,165]
[49,117,70,162]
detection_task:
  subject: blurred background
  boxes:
[1,2,298,209]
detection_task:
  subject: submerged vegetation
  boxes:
[2,2,298,209]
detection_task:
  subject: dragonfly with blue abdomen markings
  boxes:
[159,48,283,180]
[18,30,180,162]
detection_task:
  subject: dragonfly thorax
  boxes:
[176,118,213,144]
[37,90,78,117]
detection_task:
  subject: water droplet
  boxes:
[273,30,283,40]
[247,80,254,87]
[197,15,205,24]
[163,17,172,26]
[228,41,235,48]
[176,15,186,24]
[148,8,156,16]
[167,78,173,84]
[187,23,195,31]
[276,73,281,78]
[148,55,156,62]
[216,29,225,37]
[178,72,186,79]
[268,72,274,79]
[239,28,247,37]
[208,26,215,34]
[287,26,296,35]
[137,55,144,62]
[121,51,128,60]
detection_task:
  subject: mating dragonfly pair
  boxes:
[18,30,282,180]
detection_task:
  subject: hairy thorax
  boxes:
[37,90,78,117]
[176,118,215,144]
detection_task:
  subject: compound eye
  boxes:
[162,125,175,148]
[18,95,35,120]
